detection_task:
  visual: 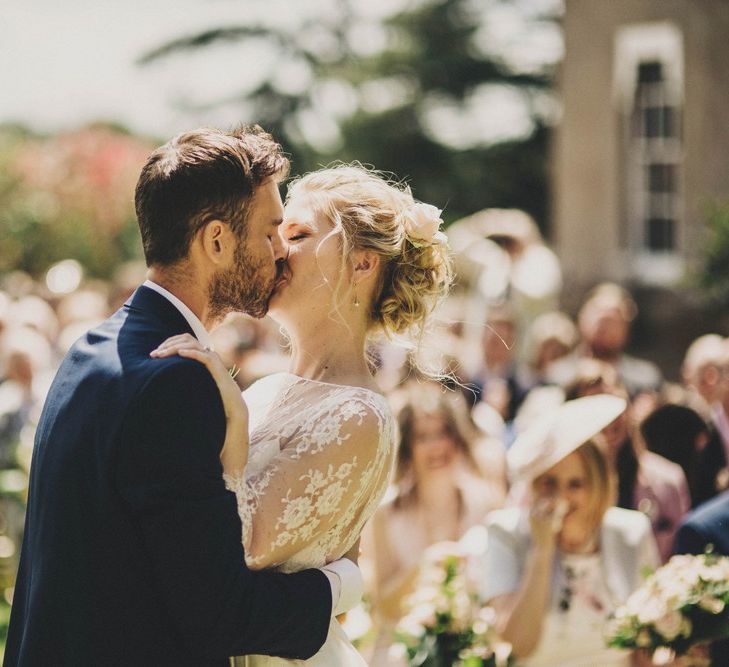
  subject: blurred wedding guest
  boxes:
[565,361,690,561]
[210,315,288,390]
[57,320,104,356]
[693,340,729,507]
[1,271,36,299]
[0,327,54,468]
[546,283,662,397]
[640,404,709,508]
[681,334,725,419]
[372,340,411,393]
[6,295,59,346]
[523,311,578,388]
[56,288,110,329]
[448,209,562,324]
[481,395,659,666]
[54,287,113,356]
[366,381,505,665]
[0,290,9,337]
[110,261,148,312]
[469,306,528,422]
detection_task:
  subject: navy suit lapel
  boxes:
[124,285,197,339]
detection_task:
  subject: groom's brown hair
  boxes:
[135,125,289,266]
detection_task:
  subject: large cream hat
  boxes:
[507,394,627,481]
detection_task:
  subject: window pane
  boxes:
[642,106,679,138]
[648,164,676,193]
[663,107,678,138]
[638,61,663,83]
[645,218,675,251]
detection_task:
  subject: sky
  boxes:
[1,0,563,144]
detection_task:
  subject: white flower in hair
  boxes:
[403,202,447,246]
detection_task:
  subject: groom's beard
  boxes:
[208,239,276,321]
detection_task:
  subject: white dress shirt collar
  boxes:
[142,280,214,350]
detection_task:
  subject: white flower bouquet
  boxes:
[606,550,729,656]
[395,543,513,667]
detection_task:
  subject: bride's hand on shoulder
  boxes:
[151,334,247,423]
[151,334,249,470]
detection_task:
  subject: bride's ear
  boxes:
[351,249,380,284]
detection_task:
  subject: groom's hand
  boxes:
[343,537,361,565]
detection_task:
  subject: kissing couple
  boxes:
[6,126,453,666]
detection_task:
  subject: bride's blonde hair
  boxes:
[285,164,453,342]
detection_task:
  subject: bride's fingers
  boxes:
[176,348,215,366]
[177,349,230,378]
[150,346,189,358]
[177,348,228,376]
[151,334,200,354]
[150,341,206,358]
[149,343,237,395]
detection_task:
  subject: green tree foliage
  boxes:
[698,200,729,303]
[139,0,559,228]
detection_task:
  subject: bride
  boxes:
[152,164,453,665]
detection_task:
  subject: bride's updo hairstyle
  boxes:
[285,164,453,341]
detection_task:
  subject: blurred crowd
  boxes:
[1,209,728,665]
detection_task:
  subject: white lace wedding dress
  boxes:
[223,372,395,666]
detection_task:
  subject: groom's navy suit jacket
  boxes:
[6,286,332,666]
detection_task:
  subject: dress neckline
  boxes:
[276,371,385,398]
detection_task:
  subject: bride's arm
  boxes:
[151,334,249,473]
[227,399,388,570]
[153,336,389,571]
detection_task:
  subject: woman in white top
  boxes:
[366,380,506,665]
[152,164,453,665]
[481,395,660,667]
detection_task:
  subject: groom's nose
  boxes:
[271,232,288,262]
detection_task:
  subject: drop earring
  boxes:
[353,287,360,307]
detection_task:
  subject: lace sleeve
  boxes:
[224,395,391,570]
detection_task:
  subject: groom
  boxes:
[6,127,361,666]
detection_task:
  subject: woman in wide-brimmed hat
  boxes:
[480,395,659,666]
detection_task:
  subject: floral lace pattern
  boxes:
[223,372,394,572]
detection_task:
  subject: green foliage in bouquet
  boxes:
[396,547,513,667]
[606,550,729,656]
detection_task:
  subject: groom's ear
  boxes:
[199,220,233,265]
[352,249,380,283]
